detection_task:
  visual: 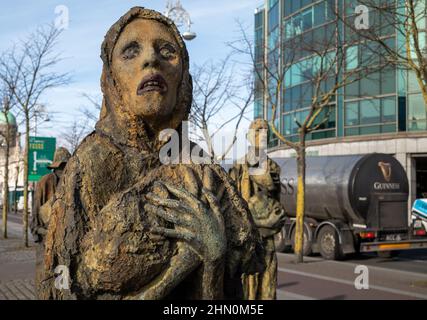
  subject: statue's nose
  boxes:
[141,47,159,69]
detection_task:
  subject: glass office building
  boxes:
[255,0,427,209]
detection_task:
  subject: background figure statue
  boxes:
[38,7,264,300]
[229,119,286,300]
[30,147,71,298]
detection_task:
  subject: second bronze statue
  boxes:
[230,119,286,300]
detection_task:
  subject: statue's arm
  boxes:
[80,183,207,299]
[126,243,200,300]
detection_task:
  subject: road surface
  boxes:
[1,213,427,300]
[277,251,427,300]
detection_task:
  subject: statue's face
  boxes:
[112,19,183,121]
[248,124,268,149]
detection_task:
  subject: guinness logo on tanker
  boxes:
[378,162,391,182]
[374,161,400,190]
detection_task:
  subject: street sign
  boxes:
[28,136,56,182]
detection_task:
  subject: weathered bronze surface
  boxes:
[229,119,285,300]
[37,7,264,300]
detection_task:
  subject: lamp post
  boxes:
[33,105,50,137]
[164,0,197,41]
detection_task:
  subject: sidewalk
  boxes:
[0,215,36,300]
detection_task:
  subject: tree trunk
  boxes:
[294,131,306,264]
[2,121,10,239]
[14,165,19,214]
[23,114,29,247]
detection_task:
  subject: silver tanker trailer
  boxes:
[273,153,427,260]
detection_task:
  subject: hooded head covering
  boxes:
[96,7,193,150]
[47,147,71,169]
[249,119,269,131]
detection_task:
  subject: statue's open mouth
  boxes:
[137,73,168,95]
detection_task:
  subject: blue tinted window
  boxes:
[291,0,302,14]
[269,0,278,9]
[345,102,359,126]
[284,0,292,17]
[382,97,396,123]
[268,3,279,32]
[346,45,358,71]
[360,125,381,135]
[360,99,381,124]
[314,2,326,26]
[381,68,396,94]
[408,93,426,121]
[283,114,292,135]
[255,11,264,28]
[302,8,313,31]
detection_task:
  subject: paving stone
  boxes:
[0,236,36,300]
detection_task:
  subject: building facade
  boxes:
[0,112,25,208]
[255,0,427,209]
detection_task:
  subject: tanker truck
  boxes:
[273,153,427,260]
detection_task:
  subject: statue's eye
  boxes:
[122,42,140,60]
[159,44,176,59]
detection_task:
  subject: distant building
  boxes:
[0,112,25,208]
[255,0,427,209]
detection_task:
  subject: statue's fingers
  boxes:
[151,227,195,242]
[152,181,169,199]
[202,188,224,229]
[145,204,192,228]
[160,182,202,213]
[222,203,231,214]
[217,183,226,203]
[202,166,215,193]
[145,193,193,215]
[181,166,199,197]
[145,193,180,208]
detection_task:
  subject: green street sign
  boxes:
[28,136,56,182]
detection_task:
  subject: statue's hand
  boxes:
[145,181,227,264]
[255,209,286,230]
[271,209,287,230]
[37,227,48,236]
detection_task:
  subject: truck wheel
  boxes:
[274,227,288,252]
[317,225,344,260]
[377,251,399,259]
[291,226,312,256]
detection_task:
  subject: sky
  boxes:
[0,0,261,150]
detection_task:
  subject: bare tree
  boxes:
[231,14,384,262]
[61,118,90,153]
[59,93,101,153]
[0,24,70,246]
[13,154,21,215]
[339,0,427,108]
[190,55,253,161]
[80,93,102,126]
[0,86,16,239]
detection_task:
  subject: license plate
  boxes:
[414,220,423,228]
[386,234,402,241]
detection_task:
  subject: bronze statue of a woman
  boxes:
[38,7,264,300]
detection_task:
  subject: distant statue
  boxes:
[229,119,286,300]
[30,147,71,298]
[38,7,264,300]
[31,147,71,242]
